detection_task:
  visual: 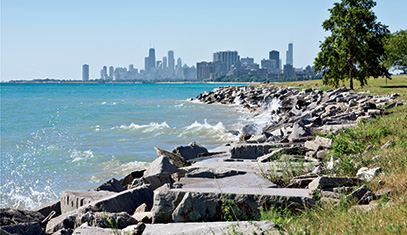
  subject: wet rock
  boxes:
[242,123,260,136]
[171,142,209,160]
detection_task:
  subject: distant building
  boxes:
[109,66,114,80]
[284,64,295,76]
[286,43,293,66]
[162,57,167,71]
[213,51,239,74]
[241,57,254,65]
[148,48,156,72]
[168,50,175,74]
[261,59,275,70]
[197,61,215,80]
[269,50,280,70]
[82,64,89,81]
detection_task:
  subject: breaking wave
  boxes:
[115,122,171,133]
[178,119,238,141]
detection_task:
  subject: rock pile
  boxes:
[2,85,402,235]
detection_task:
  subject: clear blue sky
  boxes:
[1,0,406,81]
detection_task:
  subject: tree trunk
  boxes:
[349,67,353,90]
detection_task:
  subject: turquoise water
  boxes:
[0,83,246,209]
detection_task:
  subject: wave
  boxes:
[178,119,238,142]
[70,149,95,162]
[115,122,171,133]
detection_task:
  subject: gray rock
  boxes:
[152,187,313,223]
[79,211,137,229]
[316,150,328,160]
[123,221,279,235]
[60,190,117,214]
[46,185,153,233]
[171,142,209,160]
[144,156,178,177]
[230,143,276,159]
[356,167,382,182]
[52,228,73,235]
[155,147,190,168]
[358,191,373,205]
[72,226,116,235]
[304,140,322,152]
[133,212,152,223]
[31,200,61,218]
[309,177,361,194]
[347,185,368,202]
[95,178,125,193]
[381,140,394,150]
[139,172,174,191]
[119,170,145,188]
[314,136,332,149]
[242,123,260,136]
[0,222,43,235]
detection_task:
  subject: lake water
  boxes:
[0,83,253,209]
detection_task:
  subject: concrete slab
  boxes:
[174,173,277,189]
[123,221,279,235]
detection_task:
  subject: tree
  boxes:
[384,29,407,74]
[314,0,390,89]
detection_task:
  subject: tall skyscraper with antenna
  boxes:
[286,43,293,66]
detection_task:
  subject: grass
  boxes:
[258,74,407,234]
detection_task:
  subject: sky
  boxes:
[1,0,406,81]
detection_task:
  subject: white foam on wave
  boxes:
[70,149,94,162]
[178,119,238,141]
[1,181,58,209]
[100,101,117,106]
[115,122,171,133]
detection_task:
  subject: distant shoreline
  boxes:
[1,80,261,85]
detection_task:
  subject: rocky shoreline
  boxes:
[1,84,403,235]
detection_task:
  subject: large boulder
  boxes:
[154,147,190,168]
[171,142,209,160]
[119,169,145,189]
[144,156,179,177]
[60,190,117,214]
[46,185,153,233]
[151,187,314,223]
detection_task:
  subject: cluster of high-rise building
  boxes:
[82,43,315,81]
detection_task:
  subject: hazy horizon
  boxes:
[2,0,406,81]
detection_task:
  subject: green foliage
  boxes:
[314,0,390,89]
[384,29,407,73]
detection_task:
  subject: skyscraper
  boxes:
[109,66,114,80]
[163,56,168,71]
[82,64,89,81]
[168,50,175,73]
[286,43,293,66]
[269,50,280,70]
[148,48,156,72]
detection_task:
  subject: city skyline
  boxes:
[2,0,407,81]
